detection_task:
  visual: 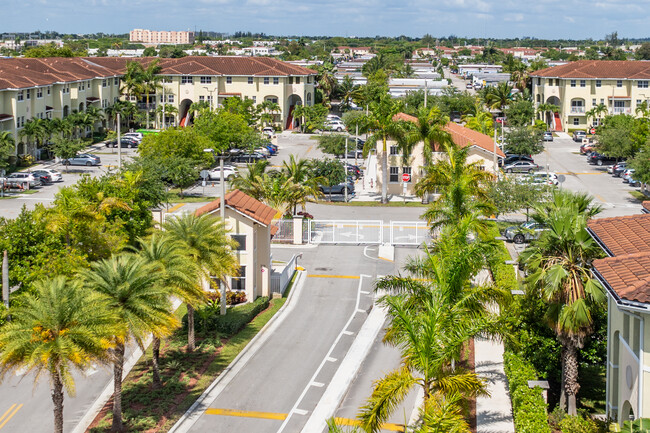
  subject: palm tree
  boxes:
[404,106,452,167]
[0,131,15,166]
[156,103,178,128]
[519,190,606,416]
[81,253,178,432]
[536,103,560,129]
[84,105,104,133]
[136,234,200,388]
[482,82,514,111]
[415,141,495,232]
[18,118,47,157]
[230,160,271,199]
[635,100,650,118]
[141,59,163,128]
[257,100,281,128]
[338,75,361,112]
[163,213,239,351]
[363,94,410,203]
[0,276,119,433]
[282,155,322,213]
[463,110,494,135]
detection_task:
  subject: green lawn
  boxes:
[629,190,649,202]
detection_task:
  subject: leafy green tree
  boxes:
[487,176,551,218]
[503,126,544,156]
[50,136,86,170]
[481,82,514,111]
[81,253,177,432]
[519,190,605,416]
[317,135,347,157]
[310,158,346,200]
[342,110,365,135]
[504,99,535,127]
[0,131,15,169]
[162,214,239,351]
[0,276,119,433]
[193,110,258,152]
[629,144,650,184]
[292,104,328,133]
[158,45,187,58]
[596,114,645,160]
[138,127,213,168]
[142,47,158,57]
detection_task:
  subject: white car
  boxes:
[262,127,275,138]
[36,168,63,182]
[123,132,143,142]
[255,147,271,157]
[207,166,238,181]
[327,114,341,122]
[325,120,346,132]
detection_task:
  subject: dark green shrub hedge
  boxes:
[503,351,551,433]
[482,223,518,293]
[196,296,270,337]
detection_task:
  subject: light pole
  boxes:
[344,136,348,203]
[117,112,122,170]
[203,87,216,112]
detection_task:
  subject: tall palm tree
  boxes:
[141,59,163,128]
[256,100,281,128]
[404,106,452,167]
[519,190,606,416]
[536,103,560,129]
[81,253,177,432]
[163,213,239,351]
[136,234,200,388]
[363,94,410,203]
[338,75,361,112]
[463,110,494,135]
[0,276,119,433]
[156,103,178,128]
[482,82,514,111]
[282,155,322,213]
[415,141,495,232]
[230,160,271,199]
[18,118,47,157]
[0,131,15,167]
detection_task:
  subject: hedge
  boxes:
[503,351,551,433]
[196,296,270,337]
[482,223,519,293]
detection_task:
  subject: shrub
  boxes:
[558,414,601,433]
[196,296,270,337]
[482,223,518,293]
[503,351,551,433]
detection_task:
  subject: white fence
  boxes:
[271,219,294,243]
[307,220,383,244]
[270,254,298,295]
[389,221,431,245]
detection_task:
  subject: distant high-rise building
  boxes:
[129,29,195,45]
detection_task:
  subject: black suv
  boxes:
[588,152,619,166]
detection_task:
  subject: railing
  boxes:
[570,107,585,114]
[611,107,631,114]
[271,219,293,244]
[136,103,157,110]
[270,254,298,295]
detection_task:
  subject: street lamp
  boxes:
[203,87,216,111]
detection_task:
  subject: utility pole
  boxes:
[220,157,227,316]
[117,113,122,170]
[2,250,8,309]
[344,136,348,203]
[493,127,498,175]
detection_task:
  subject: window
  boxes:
[573,118,579,125]
[580,80,586,87]
[102,79,107,88]
[78,83,83,91]
[296,77,300,84]
[639,81,649,88]
[16,116,25,128]
[637,99,643,106]
[289,77,294,84]
[226,76,232,84]
[231,266,246,291]
[36,88,43,98]
[617,80,623,88]
[389,145,399,155]
[389,166,399,182]
[592,99,597,106]
[199,95,205,101]
[231,235,246,251]
[114,77,119,86]
[181,76,193,84]
[601,98,605,104]
[537,78,541,85]
[26,89,30,100]
[267,97,278,104]
[17,90,23,101]
[273,77,279,85]
[200,76,212,84]
[252,96,256,103]
[402,167,412,183]
[264,77,270,85]
[168,94,174,103]
[570,80,576,87]
[596,80,601,87]
[248,77,253,84]
[162,76,172,83]
[307,76,312,84]
[47,87,51,95]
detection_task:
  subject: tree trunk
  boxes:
[111,342,125,432]
[559,351,566,412]
[152,336,162,389]
[381,137,388,204]
[52,371,65,433]
[187,304,196,351]
[563,340,580,416]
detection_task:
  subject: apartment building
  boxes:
[129,29,195,45]
[0,56,316,156]
[531,60,650,132]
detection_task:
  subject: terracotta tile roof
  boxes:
[392,113,506,158]
[593,252,650,304]
[195,189,279,227]
[587,214,650,257]
[0,56,315,91]
[531,60,650,79]
[643,201,650,214]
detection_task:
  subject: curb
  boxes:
[168,270,307,433]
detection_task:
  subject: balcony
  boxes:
[570,107,585,114]
[611,107,631,115]
[136,103,157,110]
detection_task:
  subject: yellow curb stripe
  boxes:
[166,203,186,213]
[378,257,394,262]
[595,194,607,203]
[0,404,22,430]
[307,274,361,279]
[334,417,405,432]
[0,405,16,426]
[205,408,287,420]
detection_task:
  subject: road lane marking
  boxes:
[305,145,314,155]
[595,194,607,203]
[0,405,16,425]
[556,172,606,175]
[307,274,360,279]
[311,382,325,387]
[0,404,22,430]
[277,275,366,433]
[166,203,186,213]
[333,417,405,432]
[293,409,308,415]
[205,408,286,420]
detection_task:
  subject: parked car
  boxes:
[622,169,636,183]
[542,131,553,142]
[466,83,473,89]
[207,166,238,181]
[326,114,341,122]
[529,172,559,186]
[343,163,362,179]
[61,154,101,166]
[611,162,628,177]
[255,147,271,157]
[572,130,587,142]
[31,171,52,184]
[123,132,143,141]
[502,221,547,244]
[588,152,619,166]
[262,127,276,138]
[232,152,266,163]
[319,180,355,195]
[33,168,62,182]
[324,121,346,132]
[6,172,42,188]
[503,161,540,173]
[579,142,597,154]
[500,154,534,167]
[106,137,139,148]
[264,143,278,155]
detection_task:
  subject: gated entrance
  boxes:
[289,219,430,246]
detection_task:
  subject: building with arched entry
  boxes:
[531,61,650,132]
[588,211,650,425]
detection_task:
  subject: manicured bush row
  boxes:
[483,223,519,292]
[503,351,551,433]
[204,296,270,337]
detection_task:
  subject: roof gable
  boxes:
[195,189,278,226]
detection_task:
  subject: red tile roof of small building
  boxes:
[587,214,650,257]
[195,189,279,227]
[593,252,650,304]
[643,201,650,214]
[530,60,650,79]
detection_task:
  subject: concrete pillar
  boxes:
[260,265,269,297]
[293,216,304,245]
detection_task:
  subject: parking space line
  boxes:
[166,203,186,213]
[307,274,360,279]
[0,404,22,430]
[205,408,286,420]
[333,417,405,432]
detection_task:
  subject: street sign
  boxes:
[557,174,566,184]
[590,127,596,134]
[199,170,210,179]
[402,173,411,183]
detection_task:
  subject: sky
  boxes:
[3,0,649,40]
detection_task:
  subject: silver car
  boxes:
[503,161,540,174]
[62,154,101,166]
[6,172,42,188]
[503,222,547,244]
